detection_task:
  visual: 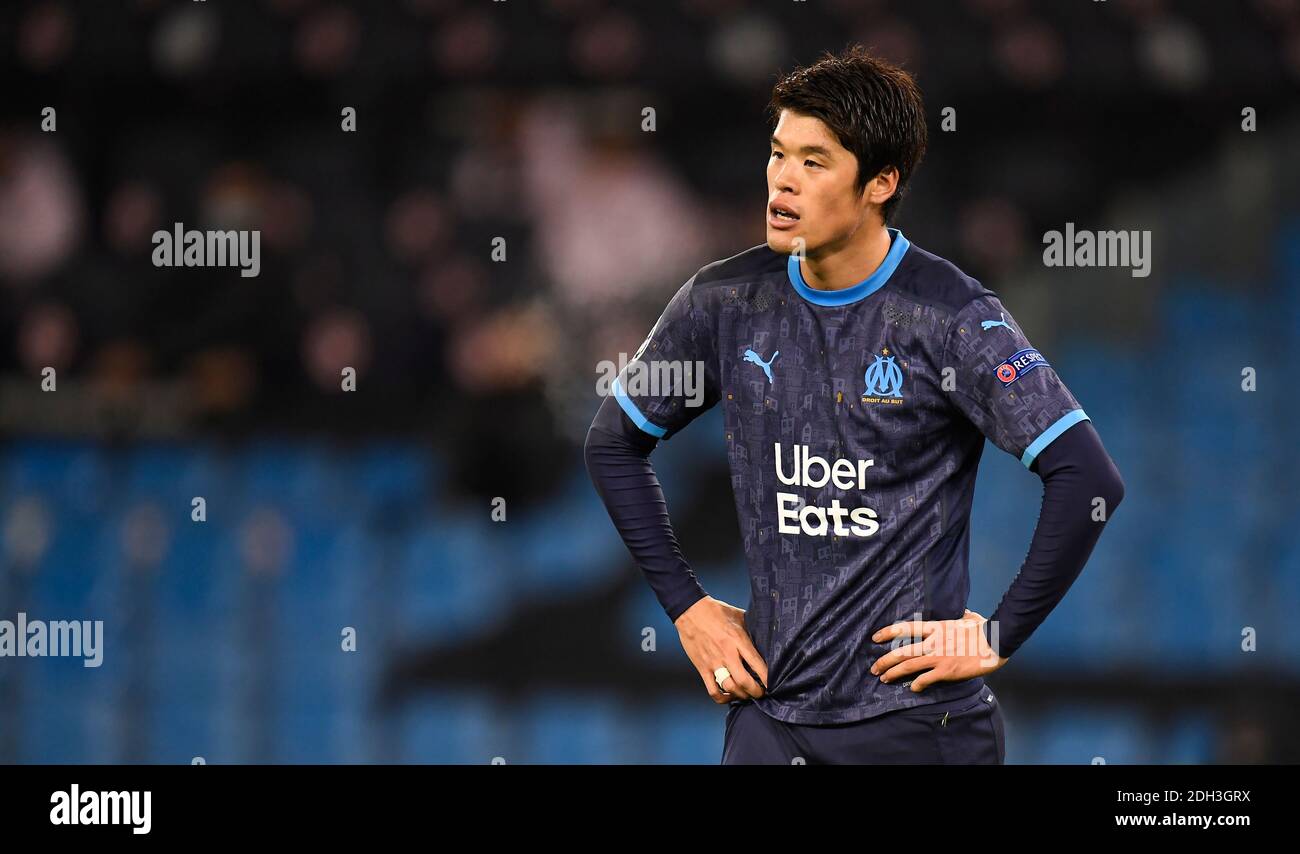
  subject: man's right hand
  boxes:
[674,596,769,704]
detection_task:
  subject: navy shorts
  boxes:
[721,687,1006,765]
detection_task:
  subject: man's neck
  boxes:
[799,225,893,292]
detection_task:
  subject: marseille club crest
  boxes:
[862,349,905,405]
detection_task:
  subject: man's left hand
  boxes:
[869,609,1009,692]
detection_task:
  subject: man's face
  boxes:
[766,109,871,257]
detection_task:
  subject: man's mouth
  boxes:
[769,202,800,229]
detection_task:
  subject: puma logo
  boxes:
[743,348,780,384]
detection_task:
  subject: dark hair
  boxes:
[767,45,928,223]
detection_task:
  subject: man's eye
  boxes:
[805,160,822,169]
[771,151,783,159]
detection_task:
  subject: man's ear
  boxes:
[866,166,899,209]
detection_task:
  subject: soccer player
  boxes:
[584,45,1124,764]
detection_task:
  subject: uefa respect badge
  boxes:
[994,348,1049,386]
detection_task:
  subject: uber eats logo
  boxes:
[774,443,880,538]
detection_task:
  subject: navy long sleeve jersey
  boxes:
[585,229,1124,724]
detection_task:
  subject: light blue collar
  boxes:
[787,227,910,306]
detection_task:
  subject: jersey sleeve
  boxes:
[943,293,1090,469]
[610,275,721,441]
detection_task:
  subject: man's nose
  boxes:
[773,164,797,194]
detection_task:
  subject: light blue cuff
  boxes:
[1021,409,1090,468]
[611,376,668,439]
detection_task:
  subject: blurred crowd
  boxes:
[2,2,1297,464]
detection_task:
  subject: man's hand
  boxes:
[674,596,769,704]
[869,609,1008,693]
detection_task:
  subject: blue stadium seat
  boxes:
[347,442,436,514]
[641,698,726,764]
[392,513,506,645]
[1160,712,1216,763]
[153,701,217,764]
[516,694,633,764]
[397,690,500,764]
[510,470,626,597]
[1034,706,1153,764]
[241,441,347,522]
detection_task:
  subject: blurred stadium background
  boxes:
[1,0,1298,763]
